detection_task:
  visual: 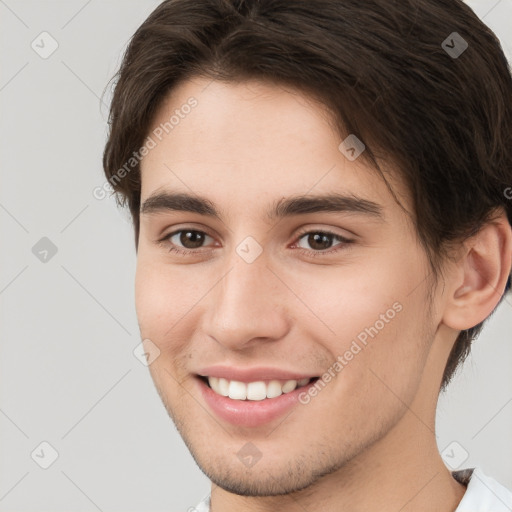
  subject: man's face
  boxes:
[136,78,441,496]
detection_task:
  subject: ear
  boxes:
[441,210,512,331]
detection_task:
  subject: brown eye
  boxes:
[175,230,207,249]
[301,232,335,251]
[161,229,215,254]
[297,231,350,252]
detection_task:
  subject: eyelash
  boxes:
[157,227,353,258]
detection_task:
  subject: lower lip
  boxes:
[196,376,318,428]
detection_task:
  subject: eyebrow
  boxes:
[140,191,384,221]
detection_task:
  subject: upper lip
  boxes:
[196,365,318,383]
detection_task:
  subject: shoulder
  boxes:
[454,467,512,512]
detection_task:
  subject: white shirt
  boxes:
[453,467,512,511]
[189,467,512,512]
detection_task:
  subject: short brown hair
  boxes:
[102,0,512,390]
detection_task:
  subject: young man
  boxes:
[102,1,512,510]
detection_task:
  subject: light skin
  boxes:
[135,77,512,512]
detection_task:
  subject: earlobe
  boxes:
[442,211,512,331]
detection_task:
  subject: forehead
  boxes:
[139,78,407,216]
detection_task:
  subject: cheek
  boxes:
[286,260,429,396]
[283,260,403,344]
[135,260,197,397]
[134,257,219,383]
[134,262,164,337]
[134,257,198,338]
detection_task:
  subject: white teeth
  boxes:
[206,376,312,401]
[228,380,247,400]
[218,377,229,396]
[266,380,283,399]
[281,379,297,393]
[247,381,267,400]
[209,376,219,391]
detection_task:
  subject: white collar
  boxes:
[454,467,512,511]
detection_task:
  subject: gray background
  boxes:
[0,1,511,511]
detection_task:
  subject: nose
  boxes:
[204,253,290,351]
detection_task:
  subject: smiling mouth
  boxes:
[198,375,320,401]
